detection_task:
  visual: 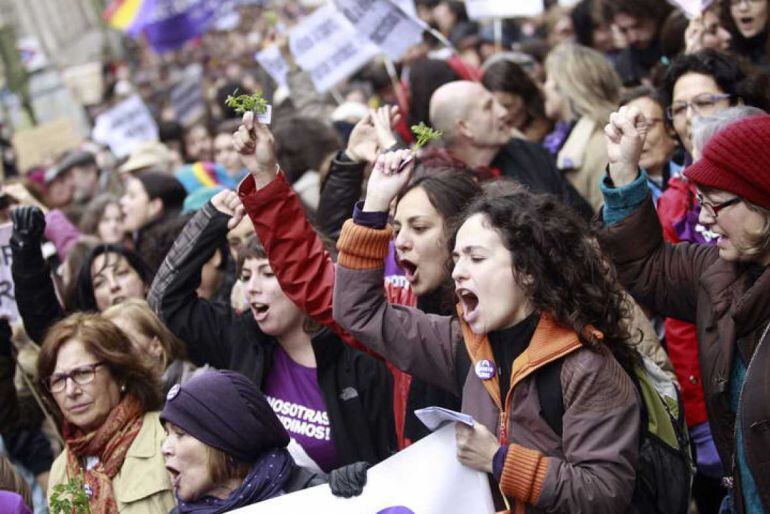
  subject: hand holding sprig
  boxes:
[232,111,278,189]
[363,149,415,212]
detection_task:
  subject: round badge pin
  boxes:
[166,383,181,401]
[475,359,496,380]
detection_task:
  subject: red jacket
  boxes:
[655,176,708,427]
[238,173,417,448]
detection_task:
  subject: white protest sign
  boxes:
[289,4,380,92]
[170,64,206,127]
[232,424,495,514]
[255,44,290,89]
[0,224,20,323]
[335,0,426,60]
[91,95,158,158]
[670,0,713,19]
[392,0,417,17]
[465,0,542,19]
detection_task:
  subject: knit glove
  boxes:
[10,205,46,253]
[329,461,370,498]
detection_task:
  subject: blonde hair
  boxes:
[545,43,621,124]
[738,201,770,259]
[102,298,186,370]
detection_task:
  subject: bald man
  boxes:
[428,81,593,217]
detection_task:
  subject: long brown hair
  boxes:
[38,312,163,420]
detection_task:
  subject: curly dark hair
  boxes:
[451,189,641,372]
[597,0,672,24]
[660,49,770,131]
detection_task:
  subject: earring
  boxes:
[121,384,127,393]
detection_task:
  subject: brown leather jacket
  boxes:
[333,220,640,514]
[599,199,770,512]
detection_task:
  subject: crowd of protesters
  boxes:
[1,0,770,513]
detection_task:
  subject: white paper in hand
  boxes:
[257,104,272,125]
[415,406,475,431]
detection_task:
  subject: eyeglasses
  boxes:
[45,362,104,393]
[666,93,732,120]
[696,193,742,218]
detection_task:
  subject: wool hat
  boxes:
[135,171,187,214]
[685,115,770,210]
[161,370,289,463]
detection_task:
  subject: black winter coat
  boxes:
[147,203,397,467]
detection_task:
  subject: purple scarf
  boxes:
[177,448,294,514]
[542,121,574,156]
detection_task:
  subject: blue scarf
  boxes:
[177,448,294,514]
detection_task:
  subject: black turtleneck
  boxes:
[488,312,540,405]
[733,29,769,68]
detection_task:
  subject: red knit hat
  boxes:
[685,115,770,210]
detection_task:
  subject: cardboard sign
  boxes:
[12,119,82,172]
[335,0,426,60]
[61,62,104,106]
[91,95,158,158]
[0,224,20,322]
[232,424,495,513]
[289,5,380,92]
[465,0,543,19]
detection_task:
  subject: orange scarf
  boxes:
[64,395,144,514]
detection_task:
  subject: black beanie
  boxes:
[160,370,289,462]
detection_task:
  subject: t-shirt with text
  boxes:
[263,346,339,473]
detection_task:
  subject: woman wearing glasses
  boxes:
[720,0,769,70]
[600,107,770,513]
[38,313,175,514]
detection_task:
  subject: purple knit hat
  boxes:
[685,115,770,210]
[160,370,289,462]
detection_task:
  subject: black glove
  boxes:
[10,205,45,251]
[329,461,370,498]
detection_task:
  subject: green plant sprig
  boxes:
[411,122,443,151]
[50,475,92,514]
[225,89,269,115]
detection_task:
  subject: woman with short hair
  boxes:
[39,313,174,514]
[160,369,367,513]
[600,107,770,513]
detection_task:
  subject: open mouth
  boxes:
[111,296,126,305]
[399,259,418,282]
[739,16,754,27]
[456,288,479,320]
[166,465,181,487]
[251,303,270,320]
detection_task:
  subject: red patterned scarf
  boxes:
[64,395,145,514]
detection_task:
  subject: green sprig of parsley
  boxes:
[411,122,442,150]
[50,475,92,514]
[225,89,268,115]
